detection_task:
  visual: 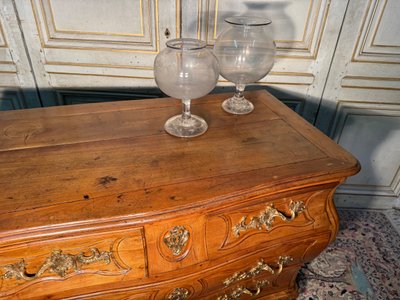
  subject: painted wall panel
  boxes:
[317,0,400,208]
[13,0,179,106]
[0,0,41,109]
[182,0,348,123]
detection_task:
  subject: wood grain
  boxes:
[0,90,360,299]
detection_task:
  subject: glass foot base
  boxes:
[164,114,208,138]
[222,97,254,115]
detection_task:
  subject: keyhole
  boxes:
[164,28,170,39]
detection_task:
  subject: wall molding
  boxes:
[194,0,330,59]
[352,0,400,63]
[31,0,160,52]
[331,101,400,198]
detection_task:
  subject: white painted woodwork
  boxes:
[316,0,400,208]
[13,0,179,105]
[182,0,348,123]
[49,0,143,37]
[0,0,40,109]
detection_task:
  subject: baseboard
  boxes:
[393,197,400,210]
[334,194,396,209]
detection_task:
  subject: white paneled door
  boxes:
[0,0,40,109]
[13,0,179,105]
[316,0,400,208]
[182,0,348,123]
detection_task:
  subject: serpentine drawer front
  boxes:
[0,91,359,299]
[52,234,329,300]
[206,184,339,259]
[0,228,146,299]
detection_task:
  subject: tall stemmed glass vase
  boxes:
[154,38,219,138]
[214,17,276,115]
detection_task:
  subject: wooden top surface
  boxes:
[0,90,359,235]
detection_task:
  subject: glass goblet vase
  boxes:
[154,38,219,138]
[214,16,276,115]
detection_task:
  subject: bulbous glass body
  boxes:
[154,38,219,137]
[214,16,276,114]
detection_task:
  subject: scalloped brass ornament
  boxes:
[163,226,190,256]
[167,287,190,300]
[233,201,305,236]
[0,248,111,281]
[223,256,293,287]
[217,280,268,300]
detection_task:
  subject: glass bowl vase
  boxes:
[154,38,219,138]
[214,16,276,115]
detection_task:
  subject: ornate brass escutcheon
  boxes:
[223,256,293,287]
[276,256,293,274]
[0,248,112,281]
[233,201,305,236]
[217,280,268,300]
[167,287,190,300]
[163,226,190,256]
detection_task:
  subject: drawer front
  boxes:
[144,214,208,275]
[71,268,298,300]
[196,233,330,299]
[72,233,330,300]
[206,187,336,258]
[70,291,157,300]
[0,228,146,299]
[206,265,300,300]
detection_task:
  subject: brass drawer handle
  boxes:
[167,287,190,300]
[163,226,190,256]
[233,201,305,236]
[217,280,268,300]
[0,248,112,281]
[223,256,293,287]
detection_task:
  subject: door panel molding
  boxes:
[190,0,329,58]
[31,0,158,51]
[0,21,7,47]
[13,0,179,106]
[182,0,348,124]
[0,0,41,110]
[341,75,400,91]
[0,89,26,110]
[54,89,163,106]
[47,0,145,37]
[352,0,400,63]
[330,101,400,198]
[316,0,400,208]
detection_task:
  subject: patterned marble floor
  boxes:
[384,209,400,234]
[297,208,400,300]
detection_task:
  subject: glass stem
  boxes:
[234,84,246,101]
[182,98,191,120]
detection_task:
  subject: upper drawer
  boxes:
[144,214,208,275]
[0,227,146,299]
[206,186,336,258]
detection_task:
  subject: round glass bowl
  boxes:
[154,38,219,137]
[214,16,276,114]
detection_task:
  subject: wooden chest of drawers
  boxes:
[0,91,359,299]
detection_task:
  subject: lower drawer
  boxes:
[0,227,146,299]
[68,233,330,300]
[205,264,300,300]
